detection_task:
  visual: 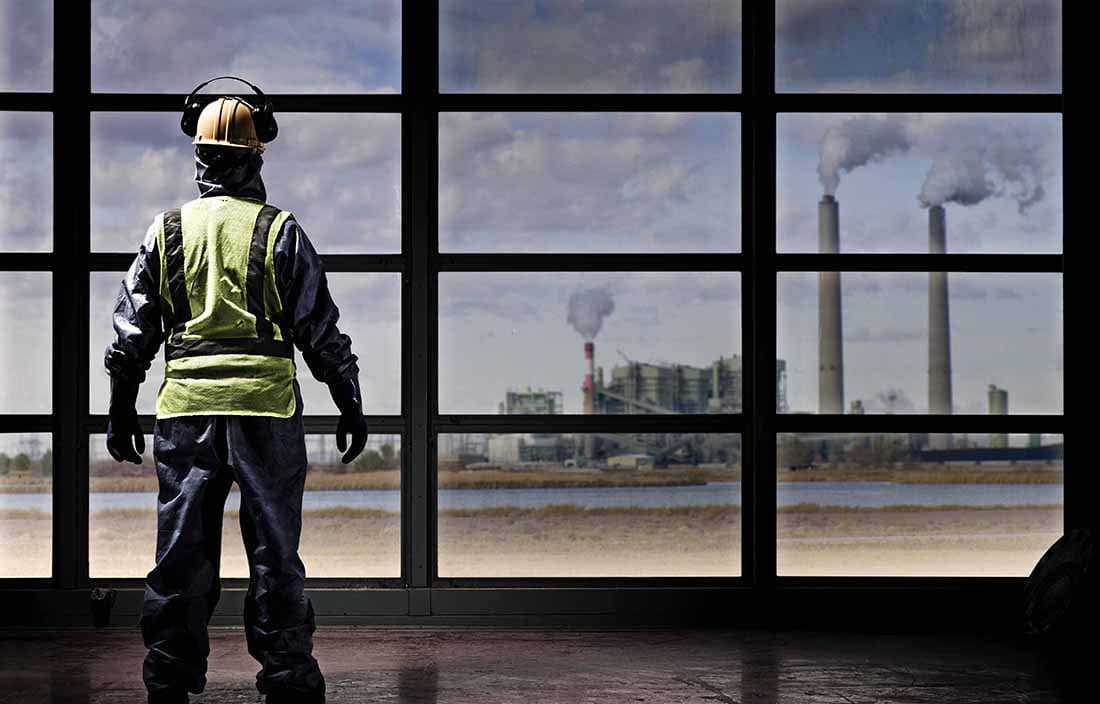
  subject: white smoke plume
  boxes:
[919,146,997,209]
[818,115,913,195]
[866,388,916,413]
[567,288,615,340]
[919,132,1047,213]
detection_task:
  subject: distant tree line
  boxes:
[311,442,398,473]
[778,436,908,469]
[0,449,53,477]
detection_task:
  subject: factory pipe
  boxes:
[928,205,953,450]
[818,195,844,414]
[583,341,597,459]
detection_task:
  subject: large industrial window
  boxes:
[0,1,1076,615]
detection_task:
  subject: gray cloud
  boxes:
[0,273,52,412]
[91,1,400,92]
[440,0,741,93]
[91,113,401,252]
[777,0,1060,92]
[933,0,1061,90]
[0,113,53,251]
[0,2,52,90]
[439,112,739,253]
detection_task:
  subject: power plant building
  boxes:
[589,354,787,415]
[498,388,564,415]
[988,385,1008,448]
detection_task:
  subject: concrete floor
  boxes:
[0,627,1073,703]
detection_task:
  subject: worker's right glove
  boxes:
[106,376,144,464]
[328,375,368,464]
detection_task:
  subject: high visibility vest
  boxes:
[154,196,297,418]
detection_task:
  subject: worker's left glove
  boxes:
[328,375,368,464]
[106,376,144,464]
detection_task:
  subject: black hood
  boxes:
[194,146,267,201]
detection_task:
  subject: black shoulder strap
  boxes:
[247,205,281,340]
[162,209,190,337]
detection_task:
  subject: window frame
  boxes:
[0,1,1080,624]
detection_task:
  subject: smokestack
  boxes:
[818,195,844,414]
[583,342,597,460]
[928,205,953,450]
[583,341,595,414]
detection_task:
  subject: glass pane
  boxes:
[91,4,400,92]
[777,433,1064,576]
[0,273,51,412]
[92,113,401,253]
[0,433,52,577]
[0,1,52,91]
[441,1,741,93]
[776,1,1061,93]
[777,114,1062,253]
[300,273,401,416]
[438,433,740,576]
[89,272,400,415]
[440,113,740,253]
[90,434,401,578]
[0,112,52,251]
[440,272,741,414]
[777,273,1062,415]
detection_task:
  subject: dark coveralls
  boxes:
[105,150,356,698]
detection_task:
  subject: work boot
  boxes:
[147,690,188,704]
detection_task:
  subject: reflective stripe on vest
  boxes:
[154,197,297,419]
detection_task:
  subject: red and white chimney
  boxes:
[583,341,595,414]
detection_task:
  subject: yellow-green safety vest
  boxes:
[154,196,297,418]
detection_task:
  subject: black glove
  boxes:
[106,376,144,464]
[328,375,368,464]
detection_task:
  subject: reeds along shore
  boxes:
[0,461,1066,494]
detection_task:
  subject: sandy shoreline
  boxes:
[1,505,1061,579]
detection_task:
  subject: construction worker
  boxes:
[104,77,367,704]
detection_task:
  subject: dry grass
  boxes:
[0,462,1063,495]
[776,502,1062,513]
[778,464,1063,485]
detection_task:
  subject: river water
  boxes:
[1,481,1064,513]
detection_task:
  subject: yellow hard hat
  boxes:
[192,97,265,152]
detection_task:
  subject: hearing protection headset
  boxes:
[180,75,278,144]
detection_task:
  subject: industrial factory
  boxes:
[446,346,781,468]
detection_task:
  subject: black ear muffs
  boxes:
[180,75,278,144]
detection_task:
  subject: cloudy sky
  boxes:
[778,113,1062,253]
[3,1,1061,94]
[776,0,1061,92]
[1,3,1064,422]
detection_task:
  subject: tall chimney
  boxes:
[818,195,844,414]
[928,205,953,450]
[583,341,595,414]
[583,341,597,459]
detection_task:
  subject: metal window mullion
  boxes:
[738,0,757,587]
[52,0,91,589]
[402,0,438,595]
[751,0,779,591]
[1061,5,1083,535]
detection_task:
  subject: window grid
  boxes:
[0,1,1073,595]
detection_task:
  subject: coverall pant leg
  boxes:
[140,416,234,695]
[141,394,324,697]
